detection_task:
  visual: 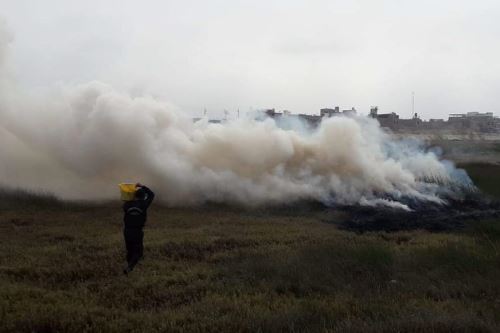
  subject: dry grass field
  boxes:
[1,164,500,332]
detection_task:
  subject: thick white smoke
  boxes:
[0,23,472,209]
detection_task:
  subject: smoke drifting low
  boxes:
[0,25,473,209]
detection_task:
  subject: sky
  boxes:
[1,0,500,120]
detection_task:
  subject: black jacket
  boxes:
[123,186,155,228]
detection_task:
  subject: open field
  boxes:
[432,140,500,165]
[461,163,500,199]
[1,164,500,332]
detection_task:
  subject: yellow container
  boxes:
[119,183,137,201]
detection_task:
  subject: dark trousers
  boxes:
[124,227,144,270]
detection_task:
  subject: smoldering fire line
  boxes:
[0,24,474,209]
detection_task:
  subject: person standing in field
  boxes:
[122,183,155,274]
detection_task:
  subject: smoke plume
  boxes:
[0,24,473,209]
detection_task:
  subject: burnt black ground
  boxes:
[337,195,500,233]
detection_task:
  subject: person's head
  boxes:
[135,188,146,201]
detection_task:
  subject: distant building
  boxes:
[448,112,497,132]
[259,106,500,134]
[320,106,357,118]
[264,108,277,117]
[298,114,321,126]
[370,109,500,133]
[320,107,340,117]
[342,107,357,117]
[373,112,399,129]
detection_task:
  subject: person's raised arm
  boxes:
[137,183,155,208]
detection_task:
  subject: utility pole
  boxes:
[412,91,415,116]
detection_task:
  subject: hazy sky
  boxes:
[1,0,500,119]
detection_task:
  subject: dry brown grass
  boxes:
[0,186,499,332]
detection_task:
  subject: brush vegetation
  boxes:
[1,165,500,332]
